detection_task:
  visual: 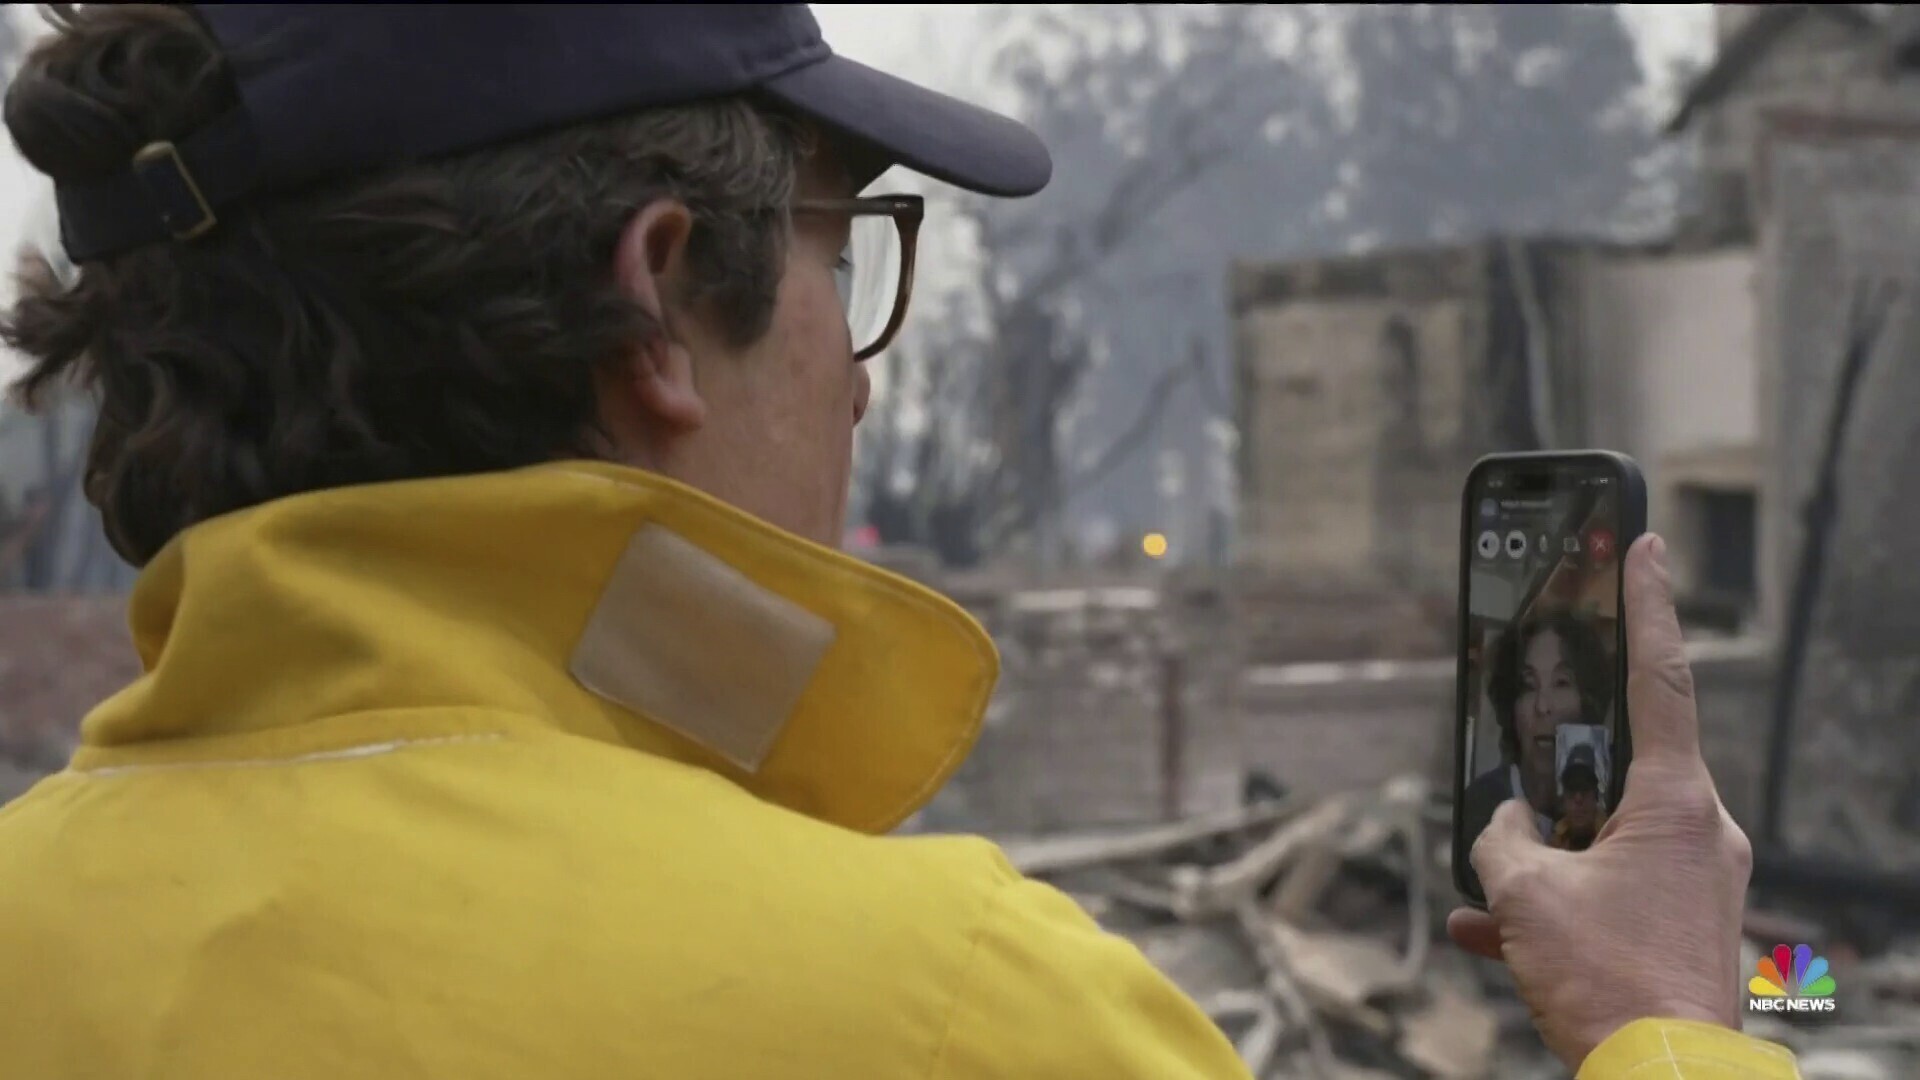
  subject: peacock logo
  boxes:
[1748,944,1837,1013]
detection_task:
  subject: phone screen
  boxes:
[1458,461,1625,890]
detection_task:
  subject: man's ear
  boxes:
[613,200,706,431]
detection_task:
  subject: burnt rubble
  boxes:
[1003,775,1920,1080]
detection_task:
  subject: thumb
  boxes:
[1622,533,1701,763]
[1471,798,1550,894]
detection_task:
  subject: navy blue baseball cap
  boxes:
[50,4,1052,263]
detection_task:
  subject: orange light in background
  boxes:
[1141,532,1169,560]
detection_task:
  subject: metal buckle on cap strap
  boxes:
[130,140,218,241]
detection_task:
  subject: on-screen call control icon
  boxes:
[1477,530,1500,559]
[1586,527,1617,563]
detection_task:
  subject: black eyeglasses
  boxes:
[790,194,923,361]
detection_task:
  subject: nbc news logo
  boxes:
[1748,944,1837,1014]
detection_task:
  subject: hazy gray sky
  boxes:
[0,4,1716,381]
[815,5,1714,105]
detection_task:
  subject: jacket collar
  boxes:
[75,461,998,834]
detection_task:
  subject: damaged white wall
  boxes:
[1566,246,1760,602]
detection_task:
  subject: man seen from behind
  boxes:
[0,6,1794,1078]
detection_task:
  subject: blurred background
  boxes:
[6,4,1920,1076]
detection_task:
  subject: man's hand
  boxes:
[1446,533,1753,1069]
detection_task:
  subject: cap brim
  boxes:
[759,55,1051,198]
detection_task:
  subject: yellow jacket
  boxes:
[0,463,1797,1079]
[1551,809,1609,851]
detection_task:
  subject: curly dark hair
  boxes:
[1485,610,1613,765]
[2,4,808,566]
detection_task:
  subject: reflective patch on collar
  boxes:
[569,522,836,772]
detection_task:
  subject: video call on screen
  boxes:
[1461,469,1620,859]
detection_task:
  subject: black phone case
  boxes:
[1451,450,1647,907]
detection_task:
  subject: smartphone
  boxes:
[1452,451,1647,906]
